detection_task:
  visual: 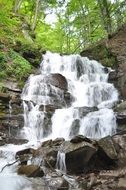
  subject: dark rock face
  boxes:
[45,73,68,91]
[0,81,24,138]
[108,70,118,82]
[114,101,126,130]
[0,92,10,102]
[76,57,84,78]
[75,106,98,118]
[0,114,24,137]
[69,119,80,137]
[70,135,92,144]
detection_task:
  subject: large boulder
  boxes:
[16,148,35,164]
[59,140,97,174]
[97,136,118,160]
[33,139,65,168]
[44,73,68,91]
[22,73,73,108]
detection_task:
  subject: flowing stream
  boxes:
[0,51,118,189]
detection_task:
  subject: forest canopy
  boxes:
[0,0,126,54]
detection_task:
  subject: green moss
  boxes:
[0,48,32,83]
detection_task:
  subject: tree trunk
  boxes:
[31,0,40,32]
[14,0,23,13]
[97,0,112,35]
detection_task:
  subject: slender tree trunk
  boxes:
[31,0,40,31]
[115,0,123,27]
[97,0,112,35]
[14,0,23,13]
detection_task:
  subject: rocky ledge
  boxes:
[0,133,124,190]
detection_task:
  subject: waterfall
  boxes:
[21,51,118,141]
[56,151,66,173]
[0,51,119,189]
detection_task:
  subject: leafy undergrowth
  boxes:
[0,46,32,88]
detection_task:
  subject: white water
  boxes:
[0,143,34,190]
[21,51,118,141]
[56,151,66,173]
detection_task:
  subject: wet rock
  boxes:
[117,63,126,99]
[114,101,126,129]
[108,70,118,82]
[0,137,28,146]
[2,80,21,93]
[0,114,24,136]
[75,56,84,79]
[45,73,68,91]
[59,141,97,173]
[16,148,35,164]
[116,113,126,125]
[39,104,60,112]
[42,113,52,137]
[18,165,44,177]
[112,134,126,166]
[98,136,118,160]
[45,175,69,190]
[52,138,65,146]
[33,146,58,168]
[115,101,126,112]
[117,178,126,189]
[70,135,92,144]
[30,178,48,190]
[0,92,10,102]
[41,139,53,147]
[75,107,98,118]
[64,92,75,106]
[69,119,80,137]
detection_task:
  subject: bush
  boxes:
[0,48,32,82]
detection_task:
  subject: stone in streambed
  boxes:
[16,148,35,164]
[59,141,97,174]
[45,173,69,190]
[18,165,44,177]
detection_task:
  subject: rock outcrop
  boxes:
[81,24,126,100]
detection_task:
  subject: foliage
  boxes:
[0,0,126,55]
[0,47,32,81]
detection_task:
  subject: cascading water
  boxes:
[0,51,119,189]
[21,51,118,141]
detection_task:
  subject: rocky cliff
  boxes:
[81,24,126,100]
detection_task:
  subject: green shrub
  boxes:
[0,49,32,82]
